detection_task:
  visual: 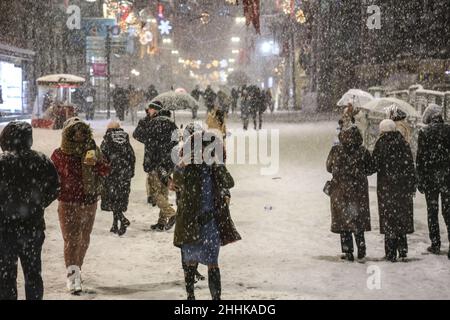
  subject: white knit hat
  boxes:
[379,119,396,133]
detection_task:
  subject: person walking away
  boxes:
[231,87,239,114]
[83,85,96,121]
[100,121,136,236]
[256,89,267,130]
[265,88,274,113]
[191,85,202,119]
[326,126,373,261]
[173,131,241,300]
[247,86,261,130]
[240,87,251,130]
[372,119,416,262]
[203,85,217,113]
[51,117,110,294]
[217,90,230,115]
[145,84,159,102]
[133,101,178,231]
[416,104,450,259]
[0,121,60,300]
[112,86,128,122]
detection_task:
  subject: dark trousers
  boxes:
[340,231,365,254]
[425,190,450,248]
[253,111,263,130]
[0,229,45,300]
[384,234,408,259]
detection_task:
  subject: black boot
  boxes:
[184,266,196,300]
[208,268,221,300]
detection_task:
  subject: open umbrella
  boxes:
[360,97,419,118]
[151,91,199,111]
[337,89,374,108]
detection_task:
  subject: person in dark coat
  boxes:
[0,121,60,300]
[101,121,136,236]
[190,85,202,119]
[240,86,251,130]
[173,131,241,300]
[145,84,159,102]
[416,104,450,258]
[326,126,373,261]
[112,86,129,122]
[133,101,178,231]
[372,119,416,262]
[231,87,239,114]
[203,85,217,113]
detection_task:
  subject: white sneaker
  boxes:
[67,265,81,294]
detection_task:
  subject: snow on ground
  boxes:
[2,111,450,300]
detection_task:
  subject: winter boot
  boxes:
[427,245,440,255]
[118,216,131,236]
[110,224,119,234]
[184,266,196,300]
[150,223,165,232]
[208,268,221,300]
[165,216,176,231]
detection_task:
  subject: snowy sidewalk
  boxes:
[6,116,450,300]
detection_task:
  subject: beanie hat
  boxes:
[379,119,396,133]
[146,100,163,111]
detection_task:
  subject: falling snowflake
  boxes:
[158,20,172,35]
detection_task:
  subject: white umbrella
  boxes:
[337,89,374,108]
[151,91,199,111]
[37,74,85,86]
[360,97,419,118]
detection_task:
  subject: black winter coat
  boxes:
[100,128,135,212]
[133,112,178,174]
[326,127,373,234]
[416,118,450,194]
[0,121,60,232]
[372,131,416,236]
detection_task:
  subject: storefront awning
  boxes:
[0,42,35,63]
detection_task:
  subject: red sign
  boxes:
[92,63,108,77]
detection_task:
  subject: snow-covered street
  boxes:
[5,112,450,300]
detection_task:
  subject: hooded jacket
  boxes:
[326,126,373,233]
[0,121,60,232]
[51,117,110,204]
